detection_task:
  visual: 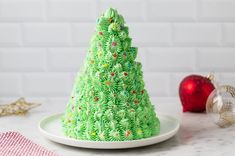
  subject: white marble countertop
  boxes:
[1,99,235,156]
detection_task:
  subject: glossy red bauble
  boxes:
[179,75,215,112]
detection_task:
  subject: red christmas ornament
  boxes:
[179,75,215,112]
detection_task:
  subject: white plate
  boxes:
[38,113,180,149]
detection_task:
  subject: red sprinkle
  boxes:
[94,97,99,101]
[113,53,117,58]
[125,131,131,137]
[124,72,128,76]
[134,100,139,104]
[141,90,145,94]
[105,81,111,85]
[111,72,115,76]
[132,90,137,94]
[99,31,103,36]
[112,42,117,46]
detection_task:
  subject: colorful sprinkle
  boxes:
[68,113,72,118]
[94,97,99,101]
[113,53,117,58]
[124,72,128,76]
[134,100,139,104]
[99,31,103,36]
[137,129,142,135]
[91,132,96,136]
[125,130,131,137]
[112,42,117,47]
[132,90,137,94]
[141,90,145,94]
[67,113,73,123]
[98,51,102,56]
[111,72,115,76]
[105,81,111,85]
[103,63,109,68]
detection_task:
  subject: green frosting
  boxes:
[61,8,160,141]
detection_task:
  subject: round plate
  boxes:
[38,113,180,149]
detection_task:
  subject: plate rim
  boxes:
[38,112,180,149]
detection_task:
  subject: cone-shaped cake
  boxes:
[62,8,160,141]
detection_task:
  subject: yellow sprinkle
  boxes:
[98,51,102,56]
[68,113,72,118]
[91,132,96,136]
[137,129,142,134]
[67,113,73,123]
[103,63,109,68]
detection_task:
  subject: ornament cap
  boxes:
[207,73,214,81]
[207,73,220,89]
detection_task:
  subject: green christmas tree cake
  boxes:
[62,8,160,141]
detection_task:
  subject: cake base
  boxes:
[38,113,180,149]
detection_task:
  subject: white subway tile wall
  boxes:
[0,0,235,105]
